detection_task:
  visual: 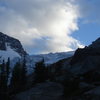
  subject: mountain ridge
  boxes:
[0,32,27,56]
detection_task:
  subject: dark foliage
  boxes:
[6,58,10,80]
[10,62,22,93]
[20,56,27,88]
[33,59,48,84]
[10,58,27,94]
[0,60,10,100]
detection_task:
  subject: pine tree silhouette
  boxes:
[10,61,21,94]
[6,58,10,80]
[10,57,27,94]
[20,56,27,90]
[33,59,48,84]
[0,60,8,100]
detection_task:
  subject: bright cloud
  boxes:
[0,0,84,54]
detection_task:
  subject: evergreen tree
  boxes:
[6,58,10,80]
[10,61,21,94]
[1,60,5,73]
[33,59,48,84]
[20,56,27,89]
[0,60,8,100]
[10,57,27,94]
[0,60,7,90]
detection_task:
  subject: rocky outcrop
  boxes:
[70,37,100,65]
[47,37,100,100]
[0,32,27,56]
[89,37,100,48]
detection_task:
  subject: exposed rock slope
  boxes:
[0,32,27,56]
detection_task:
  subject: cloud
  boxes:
[0,0,84,54]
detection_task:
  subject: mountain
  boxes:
[0,32,27,62]
[11,51,74,74]
[0,32,27,56]
[49,37,100,99]
[89,37,100,48]
[13,36,100,100]
[50,37,100,76]
[24,51,74,74]
[70,37,100,74]
[31,51,74,65]
[0,32,75,75]
[1,32,100,100]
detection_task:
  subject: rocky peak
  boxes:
[0,32,27,56]
[89,37,100,48]
[70,37,100,65]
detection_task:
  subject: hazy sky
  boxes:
[0,0,100,54]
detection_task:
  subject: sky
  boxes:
[0,0,100,54]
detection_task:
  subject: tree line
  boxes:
[0,57,49,100]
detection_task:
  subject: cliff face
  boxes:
[70,37,100,65]
[0,32,27,56]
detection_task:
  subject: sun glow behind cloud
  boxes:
[0,0,84,54]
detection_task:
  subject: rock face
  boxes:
[62,38,100,100]
[71,38,100,65]
[0,32,27,56]
[45,38,100,100]
[89,37,100,48]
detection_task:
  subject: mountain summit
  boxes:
[89,37,100,48]
[0,32,27,56]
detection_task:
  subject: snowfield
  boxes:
[0,44,20,63]
[25,51,74,74]
[1,50,74,75]
[0,44,74,75]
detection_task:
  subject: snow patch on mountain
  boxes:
[32,51,74,64]
[0,44,21,63]
[7,51,74,75]
[25,51,74,74]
